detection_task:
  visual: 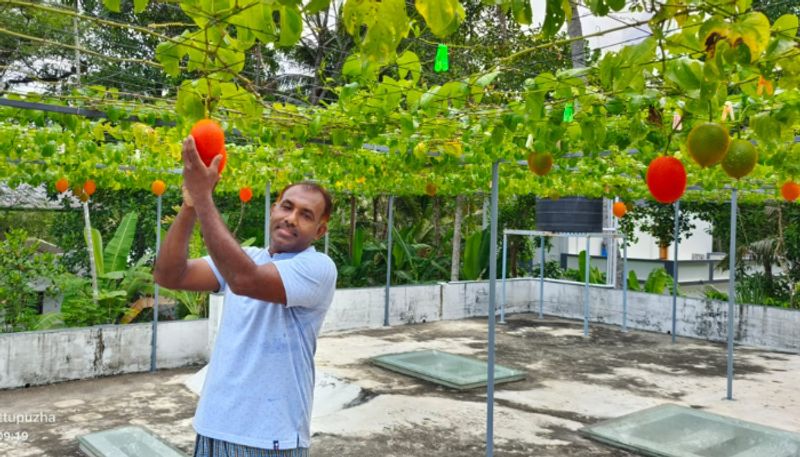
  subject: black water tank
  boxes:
[535,197,603,233]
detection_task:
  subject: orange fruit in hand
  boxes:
[83,180,96,197]
[239,186,253,203]
[781,181,800,202]
[151,180,167,196]
[613,202,627,218]
[55,178,69,193]
[646,156,686,204]
[527,152,553,176]
[687,123,730,168]
[721,140,757,179]
[190,119,226,173]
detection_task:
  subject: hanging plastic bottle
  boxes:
[434,44,449,73]
[563,102,574,122]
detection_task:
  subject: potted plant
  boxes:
[638,202,695,260]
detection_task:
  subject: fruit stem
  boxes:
[233,201,245,237]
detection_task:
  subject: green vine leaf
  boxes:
[397,51,421,84]
[155,42,182,77]
[542,0,567,37]
[305,0,331,14]
[133,0,149,13]
[666,58,704,93]
[511,0,533,25]
[103,0,121,13]
[343,0,410,64]
[278,4,303,47]
[415,0,465,38]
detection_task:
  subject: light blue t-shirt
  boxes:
[194,246,337,450]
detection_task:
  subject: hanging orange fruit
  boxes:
[425,182,437,197]
[646,156,686,204]
[527,152,553,176]
[781,181,800,202]
[239,186,253,203]
[190,119,227,173]
[83,180,96,197]
[55,178,69,193]
[613,202,627,218]
[72,184,89,202]
[151,180,166,196]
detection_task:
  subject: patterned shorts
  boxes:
[193,434,310,457]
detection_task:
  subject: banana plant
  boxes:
[578,250,605,284]
[83,211,138,279]
[462,228,489,280]
[83,212,156,323]
[389,223,446,284]
[627,268,676,295]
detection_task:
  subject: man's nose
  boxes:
[284,210,299,226]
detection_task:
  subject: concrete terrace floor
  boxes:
[1,315,799,457]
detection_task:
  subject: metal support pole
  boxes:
[604,198,613,286]
[622,237,628,333]
[73,0,81,85]
[486,162,499,457]
[726,188,737,400]
[500,233,507,324]
[482,195,489,230]
[264,181,271,249]
[672,201,680,343]
[151,195,162,372]
[324,231,329,256]
[539,236,545,319]
[82,201,98,300]
[383,195,394,327]
[584,236,590,337]
[527,235,533,312]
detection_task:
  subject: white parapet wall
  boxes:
[3,279,799,390]
[315,278,800,353]
[0,319,207,390]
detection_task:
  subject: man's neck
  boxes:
[268,244,311,256]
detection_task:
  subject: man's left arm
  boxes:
[181,135,287,304]
[193,197,287,305]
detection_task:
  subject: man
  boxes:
[154,136,337,457]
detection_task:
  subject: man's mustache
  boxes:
[273,222,297,236]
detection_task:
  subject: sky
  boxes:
[529,0,653,53]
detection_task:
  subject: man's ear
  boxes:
[316,221,328,240]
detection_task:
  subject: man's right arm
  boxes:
[153,203,220,292]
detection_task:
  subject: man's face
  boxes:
[269,186,327,254]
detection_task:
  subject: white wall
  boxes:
[5,278,799,390]
[566,216,714,261]
[315,280,800,352]
[629,217,715,261]
[0,319,207,390]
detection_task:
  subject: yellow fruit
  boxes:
[687,123,730,168]
[721,140,757,179]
